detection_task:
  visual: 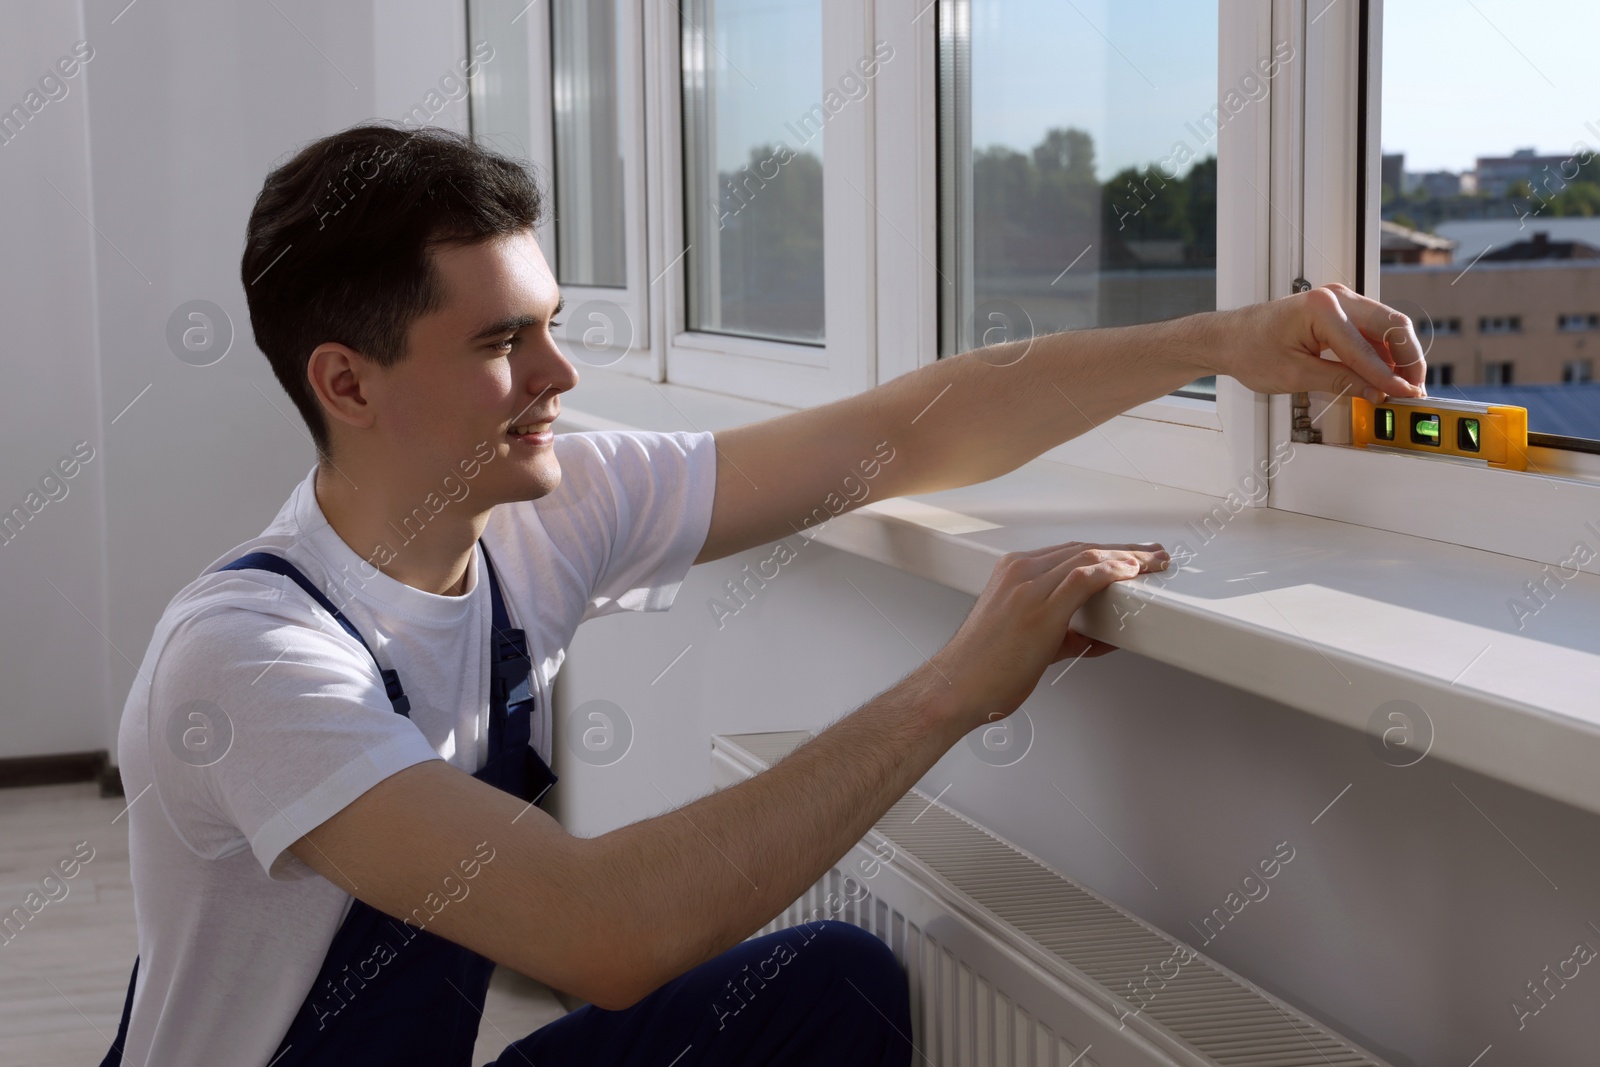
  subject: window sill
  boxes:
[556,368,1600,818]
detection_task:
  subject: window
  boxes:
[470,0,1255,462]
[1373,0,1600,451]
[1425,363,1454,387]
[1432,317,1461,336]
[551,0,626,288]
[1564,359,1593,384]
[658,0,875,408]
[936,0,1226,400]
[916,0,1272,497]
[466,0,534,161]
[469,0,651,375]
[680,0,824,345]
[1270,0,1600,570]
[1483,360,1514,385]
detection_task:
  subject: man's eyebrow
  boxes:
[466,296,565,342]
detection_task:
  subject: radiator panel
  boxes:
[714,731,1392,1067]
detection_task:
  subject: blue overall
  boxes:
[101,544,913,1066]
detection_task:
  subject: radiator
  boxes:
[711,731,1393,1067]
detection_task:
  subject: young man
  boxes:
[103,123,1423,1067]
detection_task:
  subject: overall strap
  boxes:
[479,542,533,753]
[218,552,411,716]
[94,957,138,1067]
[254,542,553,1067]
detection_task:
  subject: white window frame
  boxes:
[518,0,658,380]
[645,0,877,409]
[1268,0,1600,574]
[492,1,1280,498]
[874,0,1277,500]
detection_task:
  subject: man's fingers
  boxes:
[1339,286,1429,387]
[1005,542,1168,580]
[1303,290,1414,401]
[1042,554,1144,608]
[1049,546,1168,579]
[1321,365,1375,409]
[1318,284,1428,393]
[1013,540,1166,559]
[1055,629,1120,664]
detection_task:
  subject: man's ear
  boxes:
[307,343,376,434]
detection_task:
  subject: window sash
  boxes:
[647,0,875,408]
[479,0,1276,497]
[990,0,1274,498]
[469,0,656,378]
[1267,0,1600,574]
[551,0,629,289]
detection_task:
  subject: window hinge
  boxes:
[1291,394,1322,443]
[1289,278,1322,442]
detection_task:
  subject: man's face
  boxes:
[365,229,577,506]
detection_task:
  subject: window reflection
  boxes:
[939,0,1223,396]
[681,0,825,344]
[552,0,627,288]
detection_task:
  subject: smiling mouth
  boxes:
[507,402,559,436]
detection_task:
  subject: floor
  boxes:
[0,782,572,1065]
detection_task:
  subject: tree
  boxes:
[713,145,824,338]
[1031,128,1095,184]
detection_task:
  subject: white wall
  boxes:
[0,3,111,758]
[0,0,468,759]
[554,539,1600,1066]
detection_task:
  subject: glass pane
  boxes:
[681,0,825,345]
[552,0,627,287]
[938,0,1220,396]
[1379,0,1600,442]
[466,0,534,162]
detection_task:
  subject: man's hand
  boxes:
[924,540,1170,731]
[1201,281,1428,405]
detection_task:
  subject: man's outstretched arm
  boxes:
[290,541,1166,1011]
[692,282,1427,565]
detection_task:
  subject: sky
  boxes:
[698,0,826,173]
[965,0,1600,179]
[696,0,1219,179]
[1382,0,1600,173]
[968,0,1217,180]
[693,0,1600,181]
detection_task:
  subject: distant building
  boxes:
[1379,220,1457,265]
[1381,153,1404,196]
[1435,218,1600,265]
[1480,231,1600,262]
[1475,147,1573,197]
[1413,171,1463,198]
[1380,259,1600,391]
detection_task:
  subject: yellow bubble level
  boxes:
[1351,395,1528,471]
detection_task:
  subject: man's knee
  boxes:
[800,921,910,1063]
[793,920,907,1013]
[801,920,899,980]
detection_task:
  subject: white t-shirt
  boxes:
[113,428,717,1067]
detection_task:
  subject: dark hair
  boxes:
[241,122,543,456]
